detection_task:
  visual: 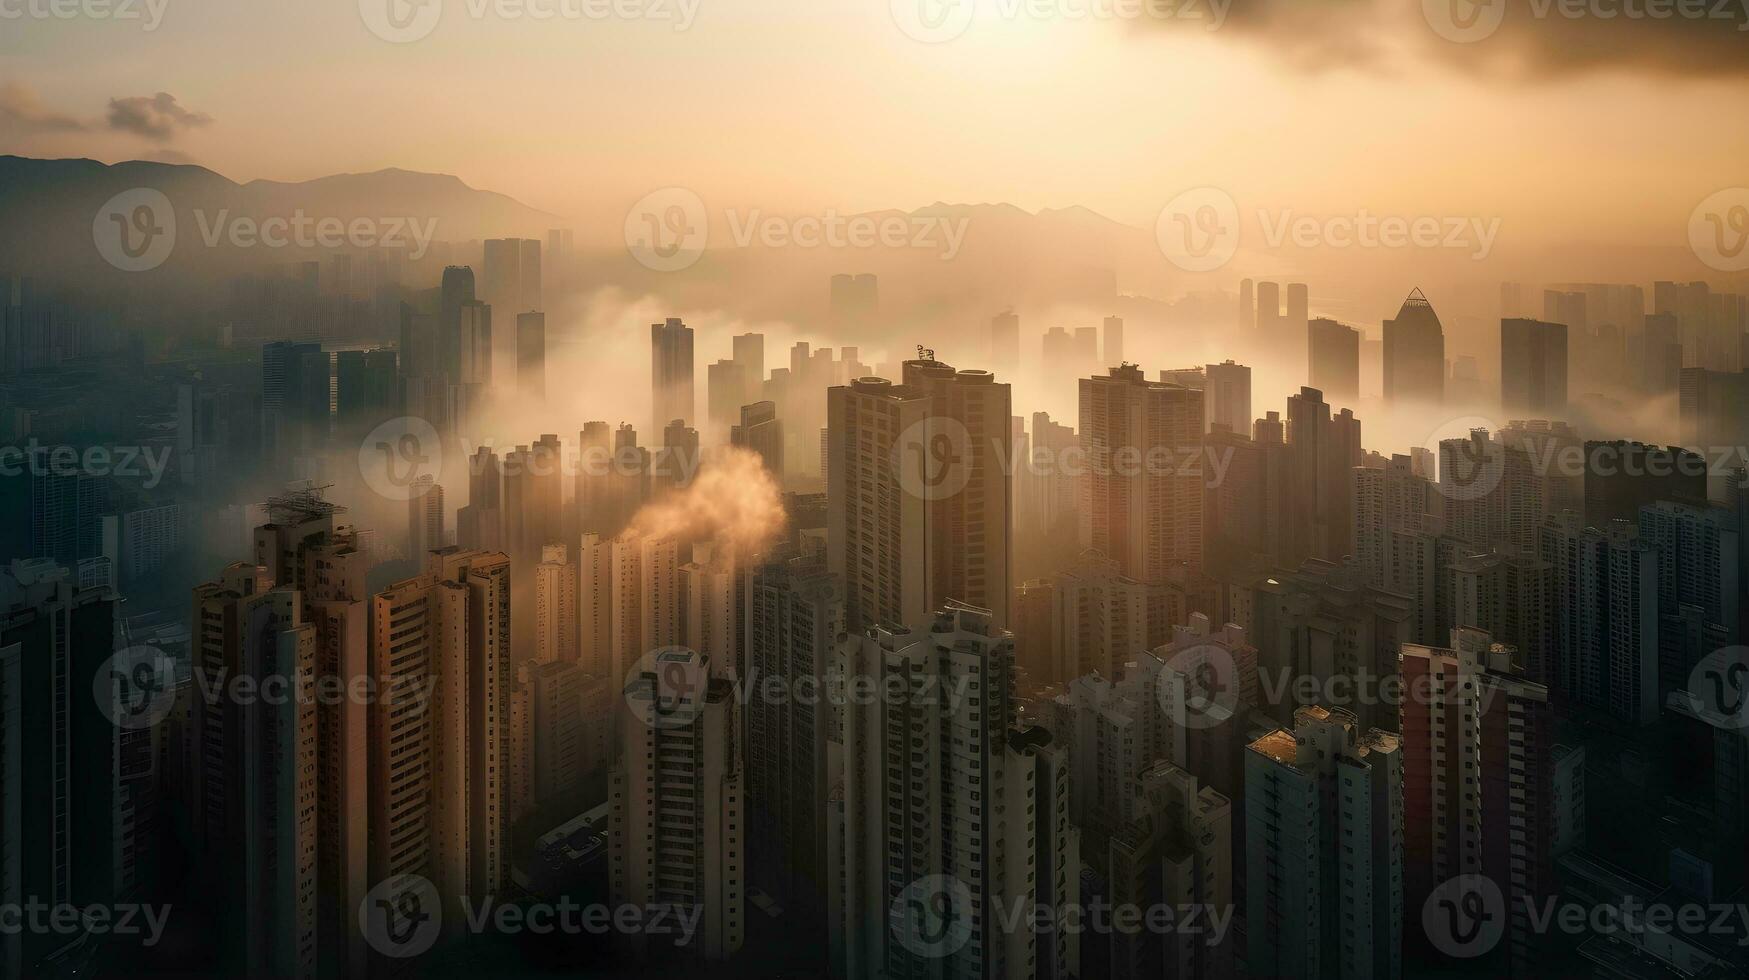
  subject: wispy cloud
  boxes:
[106,92,212,141]
[0,81,88,135]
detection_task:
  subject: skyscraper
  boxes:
[1079,364,1205,582]
[1245,706,1402,980]
[1539,514,1659,723]
[651,317,696,433]
[368,549,512,918]
[191,570,318,976]
[1351,453,1434,588]
[1108,762,1234,980]
[251,490,372,977]
[992,309,1020,374]
[1383,287,1445,406]
[1637,501,1740,692]
[730,400,784,480]
[1285,386,1362,566]
[706,358,750,435]
[1501,317,1569,418]
[517,659,584,807]
[516,311,545,402]
[2,560,133,974]
[407,476,445,560]
[1308,317,1360,407]
[745,555,843,918]
[610,649,744,960]
[1203,359,1251,434]
[439,265,476,384]
[1400,628,1556,975]
[825,605,1079,980]
[535,543,578,664]
[1103,314,1125,366]
[1050,552,1164,681]
[732,332,765,397]
[826,359,1013,630]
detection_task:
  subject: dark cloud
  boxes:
[106,92,212,141]
[1136,0,1749,79]
[0,81,88,135]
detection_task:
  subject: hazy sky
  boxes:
[4,0,1748,245]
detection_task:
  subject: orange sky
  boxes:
[3,0,1746,246]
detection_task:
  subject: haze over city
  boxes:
[3,2,1749,979]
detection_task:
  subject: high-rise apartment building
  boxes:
[2,561,134,974]
[1582,441,1708,527]
[730,400,784,480]
[1079,364,1205,582]
[1352,454,1434,588]
[1285,386,1362,565]
[651,317,696,433]
[610,649,745,960]
[368,549,511,925]
[1501,318,1569,418]
[1104,315,1125,366]
[535,543,578,664]
[1308,317,1360,407]
[1245,706,1402,980]
[1637,501,1740,693]
[516,311,545,402]
[1050,552,1163,681]
[991,310,1020,374]
[825,604,1079,980]
[827,359,1013,631]
[1108,762,1233,980]
[1539,514,1659,723]
[744,556,843,918]
[1204,359,1251,435]
[1234,559,1414,732]
[1400,628,1557,976]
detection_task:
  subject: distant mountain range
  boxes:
[0,155,560,284]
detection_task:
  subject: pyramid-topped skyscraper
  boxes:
[1382,287,1445,406]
